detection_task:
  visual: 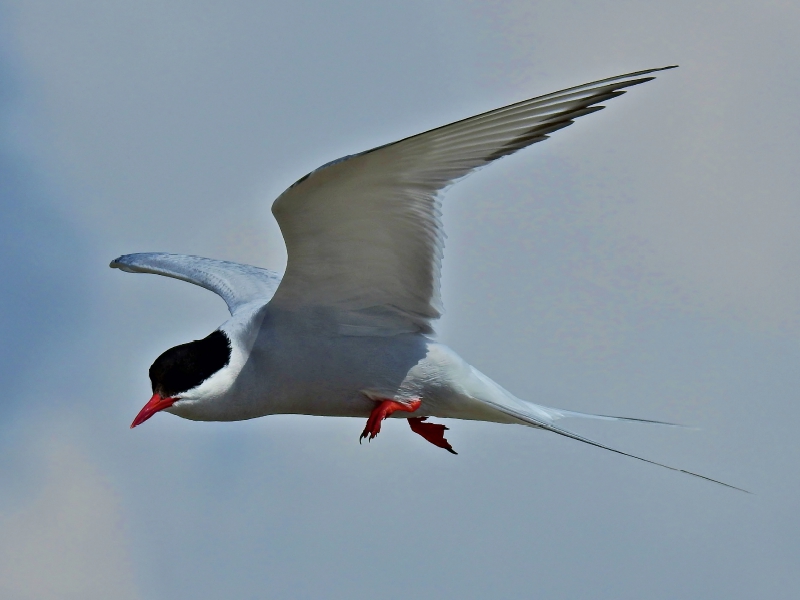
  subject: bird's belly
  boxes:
[229,329,433,420]
[225,336,516,425]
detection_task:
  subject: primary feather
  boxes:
[270,66,677,335]
[110,253,281,315]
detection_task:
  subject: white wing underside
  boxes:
[111,67,674,332]
[110,253,281,315]
[270,66,676,335]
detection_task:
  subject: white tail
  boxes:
[461,365,746,492]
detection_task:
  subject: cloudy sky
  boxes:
[1,1,798,598]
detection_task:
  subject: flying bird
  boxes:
[111,66,745,491]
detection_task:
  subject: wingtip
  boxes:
[109,255,127,269]
[109,254,137,272]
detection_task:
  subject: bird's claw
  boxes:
[358,398,421,443]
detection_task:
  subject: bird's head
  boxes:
[131,329,232,428]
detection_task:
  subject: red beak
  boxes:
[130,394,177,428]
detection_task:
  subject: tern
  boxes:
[112,66,745,491]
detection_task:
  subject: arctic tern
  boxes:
[112,66,745,491]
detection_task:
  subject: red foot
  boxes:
[360,398,422,442]
[408,417,457,454]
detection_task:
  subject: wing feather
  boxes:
[110,253,281,315]
[267,67,676,334]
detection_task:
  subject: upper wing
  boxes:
[110,253,282,315]
[270,66,676,334]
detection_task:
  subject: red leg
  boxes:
[408,417,457,454]
[360,398,422,443]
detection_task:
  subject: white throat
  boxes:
[169,301,269,419]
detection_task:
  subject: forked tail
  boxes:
[486,395,747,493]
[462,367,750,494]
[453,355,747,491]
[543,406,690,427]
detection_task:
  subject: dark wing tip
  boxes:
[109,255,137,271]
[633,65,678,75]
[622,76,655,87]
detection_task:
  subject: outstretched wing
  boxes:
[270,66,676,335]
[110,253,281,315]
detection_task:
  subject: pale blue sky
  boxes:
[1,1,798,598]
